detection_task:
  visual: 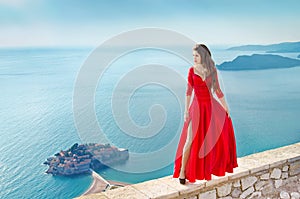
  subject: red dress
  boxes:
[173,67,238,182]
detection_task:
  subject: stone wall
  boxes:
[77,142,300,199]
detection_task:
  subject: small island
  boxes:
[298,54,300,59]
[217,54,300,71]
[44,143,129,176]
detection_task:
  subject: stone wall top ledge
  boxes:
[77,142,300,199]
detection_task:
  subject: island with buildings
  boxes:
[44,143,129,176]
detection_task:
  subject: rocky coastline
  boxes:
[44,143,129,176]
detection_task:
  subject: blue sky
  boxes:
[1,0,300,47]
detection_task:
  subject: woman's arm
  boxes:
[219,96,229,114]
[185,68,193,121]
[214,70,229,114]
[184,95,192,121]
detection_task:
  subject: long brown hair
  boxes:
[193,44,218,92]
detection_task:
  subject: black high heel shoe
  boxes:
[179,178,186,185]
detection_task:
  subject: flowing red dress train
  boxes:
[173,67,238,182]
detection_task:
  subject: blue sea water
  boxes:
[0,47,300,198]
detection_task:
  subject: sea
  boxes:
[0,46,299,198]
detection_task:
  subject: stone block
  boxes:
[261,183,276,197]
[103,186,148,199]
[226,166,249,181]
[244,149,287,169]
[233,180,240,188]
[241,176,257,191]
[158,176,205,196]
[282,172,289,179]
[254,180,268,191]
[283,165,289,172]
[77,193,109,199]
[291,192,300,199]
[288,156,300,163]
[271,168,282,179]
[275,179,283,188]
[216,183,232,197]
[240,186,254,199]
[283,176,298,186]
[280,191,290,199]
[248,191,262,199]
[205,175,228,187]
[290,144,300,153]
[237,157,269,174]
[270,160,287,168]
[231,188,242,198]
[290,161,300,176]
[274,144,300,156]
[198,189,216,199]
[260,173,270,180]
[132,179,178,199]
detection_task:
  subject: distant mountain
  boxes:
[217,54,300,71]
[227,41,300,53]
[298,54,300,58]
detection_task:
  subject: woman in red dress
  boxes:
[173,44,238,184]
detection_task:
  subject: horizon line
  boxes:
[1,40,300,50]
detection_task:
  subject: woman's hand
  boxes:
[219,97,230,115]
[184,111,190,122]
[224,104,229,114]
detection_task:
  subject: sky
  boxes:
[1,0,300,47]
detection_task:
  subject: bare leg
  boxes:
[179,120,193,179]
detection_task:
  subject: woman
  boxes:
[173,44,238,184]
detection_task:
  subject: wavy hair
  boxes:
[193,44,218,92]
